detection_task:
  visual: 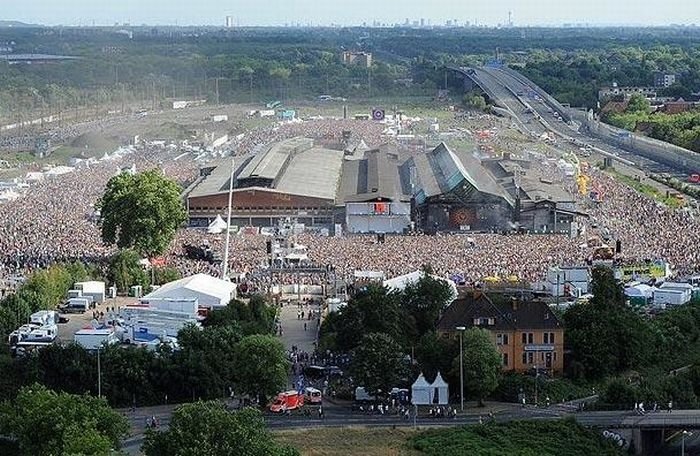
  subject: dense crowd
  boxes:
[1,113,699,288]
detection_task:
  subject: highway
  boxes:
[455,65,689,177]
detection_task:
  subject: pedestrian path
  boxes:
[278,301,320,353]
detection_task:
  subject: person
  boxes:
[668,400,673,413]
[318,405,324,419]
[479,415,483,425]
[303,322,307,331]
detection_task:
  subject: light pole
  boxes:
[682,430,692,456]
[221,158,235,280]
[97,346,102,399]
[456,326,466,411]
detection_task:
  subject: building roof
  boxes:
[338,146,412,203]
[436,292,563,332]
[239,137,313,182]
[414,143,514,205]
[276,147,344,200]
[187,137,344,202]
[143,274,236,308]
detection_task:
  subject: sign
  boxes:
[524,344,555,352]
[618,263,667,281]
[371,108,385,121]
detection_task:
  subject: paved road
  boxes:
[278,300,320,353]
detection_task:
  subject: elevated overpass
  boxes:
[449,65,700,175]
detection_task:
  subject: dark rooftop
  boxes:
[437,291,563,332]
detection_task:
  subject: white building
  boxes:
[141,274,236,308]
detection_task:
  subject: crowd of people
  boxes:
[1,110,699,289]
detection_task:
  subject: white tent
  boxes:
[411,373,433,406]
[431,372,449,405]
[142,274,236,308]
[207,215,228,234]
[624,284,653,299]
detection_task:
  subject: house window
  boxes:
[502,334,509,345]
[522,353,527,365]
[527,352,534,364]
[543,333,549,344]
[503,353,509,367]
[497,334,503,345]
[522,332,527,344]
[550,332,555,344]
[528,333,534,344]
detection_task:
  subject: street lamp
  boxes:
[221,158,235,280]
[682,430,692,456]
[456,326,466,411]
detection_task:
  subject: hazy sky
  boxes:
[4,0,700,27]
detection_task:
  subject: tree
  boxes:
[152,266,181,286]
[401,271,455,343]
[205,295,277,335]
[143,402,298,456]
[350,333,408,396]
[564,266,655,379]
[233,335,288,402]
[626,93,650,114]
[0,384,128,456]
[107,249,150,293]
[321,284,404,352]
[453,328,501,406]
[98,170,186,256]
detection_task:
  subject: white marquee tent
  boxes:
[141,274,236,308]
[207,215,228,234]
[411,373,433,405]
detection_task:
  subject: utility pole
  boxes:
[457,326,466,411]
[97,346,102,399]
[221,158,235,280]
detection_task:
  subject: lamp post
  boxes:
[97,346,102,399]
[456,326,466,411]
[682,430,692,456]
[221,158,235,280]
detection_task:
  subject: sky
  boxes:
[3,0,700,27]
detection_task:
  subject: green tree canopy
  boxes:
[453,328,501,406]
[0,384,128,456]
[350,333,408,396]
[233,334,288,401]
[625,93,651,114]
[98,170,186,256]
[564,266,655,379]
[143,402,298,456]
[107,249,150,293]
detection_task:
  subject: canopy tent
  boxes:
[431,372,449,405]
[411,373,433,406]
[207,215,228,234]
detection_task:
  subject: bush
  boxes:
[409,419,624,456]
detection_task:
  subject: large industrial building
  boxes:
[186,137,583,234]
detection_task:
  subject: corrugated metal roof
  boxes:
[276,147,344,200]
[239,137,313,181]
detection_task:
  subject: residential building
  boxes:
[342,51,372,68]
[654,72,676,88]
[437,291,564,375]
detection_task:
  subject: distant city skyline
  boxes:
[3,0,700,27]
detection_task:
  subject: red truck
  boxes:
[269,391,304,413]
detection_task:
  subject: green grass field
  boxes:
[275,420,624,456]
